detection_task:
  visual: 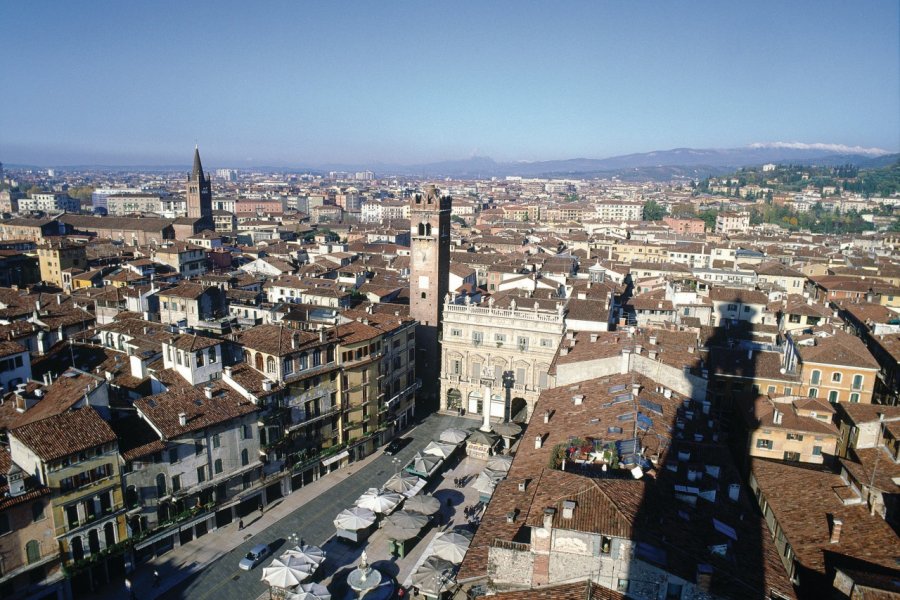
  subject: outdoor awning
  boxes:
[322,450,349,467]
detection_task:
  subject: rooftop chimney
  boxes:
[773,409,783,425]
[632,383,641,397]
[292,332,300,349]
[543,410,550,424]
[543,507,556,530]
[572,395,584,405]
[562,500,576,519]
[224,365,233,378]
[830,517,843,544]
[649,335,657,345]
[535,435,543,449]
[262,379,273,392]
[178,412,187,426]
[204,385,213,399]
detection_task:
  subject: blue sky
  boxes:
[2,1,898,167]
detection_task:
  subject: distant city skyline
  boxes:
[1,1,898,167]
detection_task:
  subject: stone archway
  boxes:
[446,389,461,411]
[467,390,482,415]
[510,397,528,422]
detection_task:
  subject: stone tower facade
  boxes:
[186,146,212,220]
[409,185,451,392]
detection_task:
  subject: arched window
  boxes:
[267,356,276,374]
[255,353,263,371]
[418,223,426,236]
[852,374,863,390]
[155,473,167,498]
[26,540,41,564]
[104,521,115,546]
[214,459,223,474]
[125,485,138,508]
[71,536,84,562]
[299,352,308,370]
[831,372,842,383]
[117,335,125,351]
[241,449,249,466]
[105,332,114,347]
[808,388,818,398]
[425,223,431,236]
[810,370,821,385]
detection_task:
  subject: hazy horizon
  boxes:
[2,1,898,167]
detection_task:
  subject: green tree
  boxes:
[642,199,667,221]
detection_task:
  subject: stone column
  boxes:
[480,383,492,432]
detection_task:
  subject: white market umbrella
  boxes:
[286,582,331,600]
[261,557,314,588]
[423,440,456,459]
[383,472,423,495]
[432,531,472,564]
[486,455,513,472]
[411,556,455,595]
[404,494,441,516]
[333,506,376,531]
[355,488,403,514]
[472,472,498,495]
[481,467,507,482]
[440,428,469,444]
[406,452,442,477]
[282,544,326,567]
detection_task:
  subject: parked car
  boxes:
[383,437,411,455]
[239,544,270,570]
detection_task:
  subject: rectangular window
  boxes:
[171,474,181,493]
[451,360,461,375]
[197,466,206,483]
[849,393,860,403]
[786,433,804,441]
[517,337,529,351]
[242,424,253,440]
[212,434,220,449]
[812,446,822,456]
[783,387,792,396]
[756,439,773,450]
[169,449,178,464]
[810,370,821,385]
[450,328,462,337]
[472,331,483,345]
[195,441,203,456]
[540,338,553,348]
[851,374,863,390]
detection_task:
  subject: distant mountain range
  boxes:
[351,146,898,180]
[8,145,898,181]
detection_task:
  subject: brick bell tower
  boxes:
[409,185,451,401]
[186,145,213,221]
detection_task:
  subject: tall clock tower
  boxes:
[409,185,451,397]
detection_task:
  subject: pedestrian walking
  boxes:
[238,519,244,530]
[125,577,135,599]
[153,569,160,587]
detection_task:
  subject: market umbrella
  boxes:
[355,488,403,514]
[440,428,469,444]
[404,493,441,516]
[467,429,499,446]
[282,544,326,567]
[286,582,331,600]
[261,557,315,588]
[472,472,498,496]
[481,467,507,481]
[486,455,513,472]
[432,531,472,564]
[411,556,455,595]
[383,522,421,541]
[493,421,522,438]
[333,506,376,531]
[407,452,442,477]
[422,440,456,459]
[386,510,428,531]
[383,472,423,495]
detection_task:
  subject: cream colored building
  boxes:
[440,294,565,421]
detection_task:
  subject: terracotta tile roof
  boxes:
[751,458,900,577]
[156,282,209,299]
[167,333,220,352]
[796,332,880,370]
[236,324,327,356]
[11,406,116,462]
[134,380,258,439]
[0,447,50,511]
[708,287,770,305]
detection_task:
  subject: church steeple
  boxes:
[186,146,212,220]
[192,145,204,180]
